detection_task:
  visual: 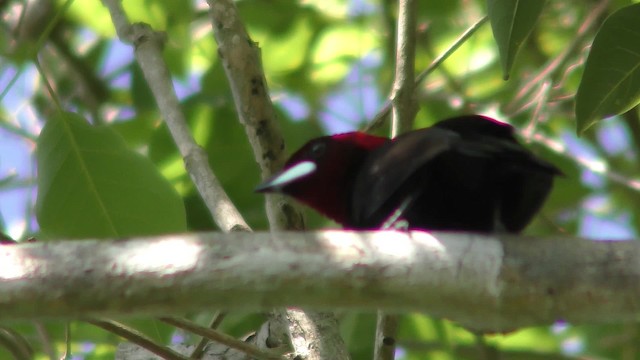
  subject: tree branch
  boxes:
[88,319,189,360]
[380,0,418,357]
[504,0,611,115]
[389,0,417,137]
[363,16,488,133]
[206,0,304,231]
[102,0,249,233]
[2,231,639,332]
[374,310,398,360]
[205,2,345,358]
[159,316,285,360]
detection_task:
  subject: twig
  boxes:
[0,116,38,141]
[376,1,417,358]
[505,0,611,114]
[389,0,418,137]
[414,16,489,86]
[88,319,189,360]
[34,323,56,360]
[0,69,23,105]
[160,316,286,360]
[529,131,640,192]
[189,311,227,359]
[363,16,489,133]
[522,80,552,140]
[102,0,250,233]
[33,59,61,112]
[0,327,33,360]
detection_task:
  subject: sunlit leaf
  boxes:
[36,112,186,239]
[66,0,114,36]
[487,0,547,79]
[576,3,640,134]
[258,18,314,74]
[312,25,377,83]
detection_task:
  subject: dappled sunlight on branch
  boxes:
[120,237,203,274]
[0,245,38,280]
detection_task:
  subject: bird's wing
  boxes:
[350,127,460,227]
[349,124,562,230]
[451,135,561,232]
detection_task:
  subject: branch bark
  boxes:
[103,0,249,233]
[2,231,639,332]
[205,2,348,359]
[389,0,417,137]
[381,0,417,357]
[363,16,488,133]
[206,0,304,231]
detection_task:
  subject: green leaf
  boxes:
[149,100,265,229]
[487,0,546,80]
[66,0,114,37]
[131,66,156,112]
[576,3,640,134]
[36,112,186,239]
[312,24,377,83]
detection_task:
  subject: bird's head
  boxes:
[256,132,388,225]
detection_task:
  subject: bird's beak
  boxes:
[255,161,317,193]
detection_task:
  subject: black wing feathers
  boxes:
[350,127,459,227]
[349,115,560,232]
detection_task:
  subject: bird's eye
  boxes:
[309,143,326,158]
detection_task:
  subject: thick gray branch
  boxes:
[1,231,638,332]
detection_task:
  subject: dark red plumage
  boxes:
[256,115,561,233]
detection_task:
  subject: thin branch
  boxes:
[206,0,304,231]
[522,80,552,140]
[102,0,249,233]
[34,323,56,360]
[390,0,418,137]
[0,117,37,142]
[363,16,489,133]
[505,0,611,114]
[528,131,640,192]
[88,319,189,360]
[0,68,23,104]
[31,0,73,54]
[0,327,33,360]
[205,2,346,359]
[378,0,418,357]
[100,2,256,356]
[159,316,286,360]
[33,59,61,112]
[414,16,489,89]
[189,311,227,359]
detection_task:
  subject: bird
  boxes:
[256,115,561,233]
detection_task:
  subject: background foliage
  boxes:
[1,0,640,359]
